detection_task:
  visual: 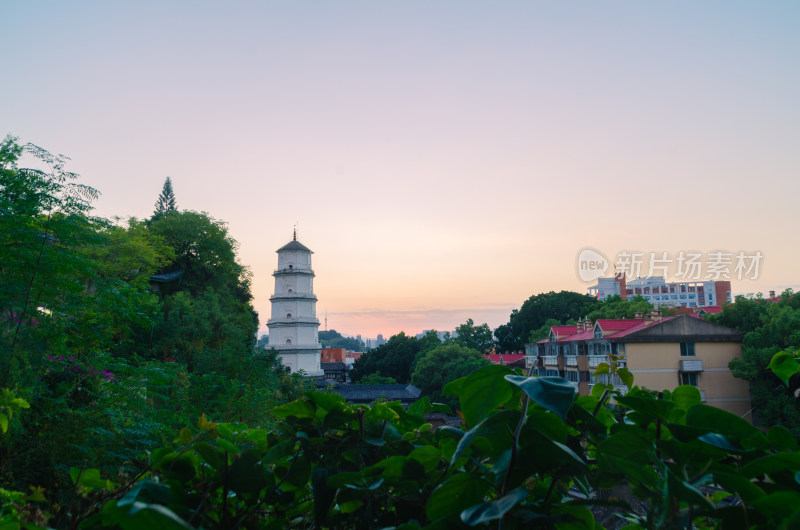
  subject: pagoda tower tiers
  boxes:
[267,231,322,375]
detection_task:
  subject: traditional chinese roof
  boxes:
[149,270,184,283]
[277,239,312,252]
[330,384,422,404]
[321,361,346,372]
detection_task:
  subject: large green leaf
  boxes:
[426,472,491,522]
[504,375,575,422]
[460,487,529,525]
[229,449,273,494]
[451,410,518,464]
[117,501,194,530]
[686,404,763,441]
[741,452,800,479]
[615,394,674,421]
[670,385,702,411]
[272,398,316,420]
[444,364,516,426]
[767,350,800,386]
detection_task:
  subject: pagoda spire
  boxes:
[293,225,297,241]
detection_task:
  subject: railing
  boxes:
[270,294,318,301]
[544,356,559,365]
[565,355,578,367]
[273,268,314,275]
[588,355,608,368]
[267,317,320,325]
[680,359,704,372]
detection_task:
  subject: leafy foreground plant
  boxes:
[8,355,800,529]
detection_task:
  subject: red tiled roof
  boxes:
[595,319,642,332]
[606,316,678,338]
[559,329,595,342]
[551,326,578,338]
[484,354,526,365]
[702,306,723,314]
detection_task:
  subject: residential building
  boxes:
[525,312,751,421]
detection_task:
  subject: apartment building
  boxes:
[524,312,751,421]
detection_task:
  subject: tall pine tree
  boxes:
[153,176,177,218]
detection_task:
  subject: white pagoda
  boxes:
[267,230,322,375]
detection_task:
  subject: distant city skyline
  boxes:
[3,2,799,339]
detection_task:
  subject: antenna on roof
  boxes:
[293,224,297,241]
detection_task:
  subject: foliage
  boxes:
[0,137,303,509]
[452,318,495,355]
[587,294,653,320]
[0,389,29,434]
[708,291,800,436]
[319,329,365,351]
[495,291,600,351]
[9,352,800,528]
[357,373,398,385]
[350,332,440,384]
[411,343,490,410]
[153,176,177,219]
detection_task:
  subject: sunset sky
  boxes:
[3,2,799,339]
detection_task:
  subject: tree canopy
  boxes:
[410,343,490,409]
[708,291,800,436]
[0,136,303,506]
[495,291,601,351]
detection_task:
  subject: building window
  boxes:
[287,313,292,318]
[680,342,695,356]
[594,328,602,339]
[680,372,698,386]
[288,288,293,293]
[286,339,292,344]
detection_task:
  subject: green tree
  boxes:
[319,329,366,350]
[709,291,800,436]
[496,291,600,351]
[357,372,398,385]
[411,343,490,409]
[587,294,653,320]
[452,318,494,355]
[350,332,436,384]
[152,176,177,219]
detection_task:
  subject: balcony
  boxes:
[680,359,704,372]
[588,355,608,368]
[544,356,559,366]
[565,355,578,367]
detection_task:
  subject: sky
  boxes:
[2,2,799,339]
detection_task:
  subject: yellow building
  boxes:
[526,312,752,422]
